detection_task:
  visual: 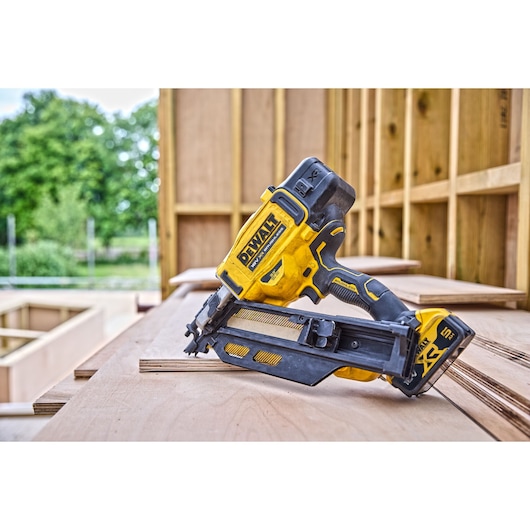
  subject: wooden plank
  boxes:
[338,256,421,274]
[34,290,492,441]
[157,88,178,300]
[0,306,105,403]
[73,285,194,379]
[169,258,421,289]
[231,88,243,243]
[294,293,530,441]
[33,375,87,416]
[143,291,530,441]
[140,358,245,373]
[373,274,526,305]
[516,89,530,310]
[0,328,44,340]
[434,374,528,441]
[456,162,520,194]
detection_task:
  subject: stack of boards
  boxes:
[32,257,529,441]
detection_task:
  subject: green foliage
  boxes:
[0,89,159,248]
[7,241,79,277]
[31,182,88,248]
[0,248,9,275]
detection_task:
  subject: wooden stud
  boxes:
[274,88,286,186]
[373,89,382,256]
[358,89,369,255]
[242,89,276,203]
[516,89,530,310]
[344,89,360,257]
[157,89,178,299]
[402,89,413,259]
[231,88,243,242]
[447,89,460,279]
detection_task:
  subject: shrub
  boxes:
[0,247,9,276]
[13,241,79,277]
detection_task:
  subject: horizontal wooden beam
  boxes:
[456,162,520,195]
[0,328,44,340]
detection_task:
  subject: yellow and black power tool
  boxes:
[185,157,475,396]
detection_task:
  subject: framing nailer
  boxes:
[185,157,475,396]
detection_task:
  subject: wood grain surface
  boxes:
[33,291,492,441]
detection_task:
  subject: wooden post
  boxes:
[516,89,530,309]
[274,89,286,186]
[402,89,413,259]
[231,89,243,241]
[157,89,178,300]
[447,88,460,279]
[358,89,369,255]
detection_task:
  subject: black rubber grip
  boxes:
[329,282,371,314]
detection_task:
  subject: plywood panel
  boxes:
[458,89,511,175]
[409,202,448,277]
[457,195,507,286]
[175,89,233,204]
[177,216,232,271]
[379,207,403,257]
[376,274,526,305]
[285,89,327,175]
[379,89,406,193]
[168,257,421,289]
[34,290,492,441]
[242,89,275,203]
[411,89,451,185]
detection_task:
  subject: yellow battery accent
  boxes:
[334,366,380,382]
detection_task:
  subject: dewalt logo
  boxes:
[237,213,286,271]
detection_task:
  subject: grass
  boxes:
[95,263,153,278]
[108,235,151,249]
[79,262,155,278]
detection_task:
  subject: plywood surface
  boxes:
[375,274,526,304]
[291,295,530,441]
[169,257,421,288]
[33,375,87,416]
[34,290,492,441]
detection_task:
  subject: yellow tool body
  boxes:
[185,157,475,396]
[216,186,321,306]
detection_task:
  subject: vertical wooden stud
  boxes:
[516,89,530,309]
[344,89,360,257]
[447,89,460,279]
[274,89,286,186]
[231,89,243,241]
[402,89,413,259]
[373,89,382,256]
[358,89,369,255]
[157,89,178,300]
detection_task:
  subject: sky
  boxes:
[0,88,159,120]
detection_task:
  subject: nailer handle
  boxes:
[324,264,409,322]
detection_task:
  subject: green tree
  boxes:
[108,101,160,232]
[0,89,159,247]
[31,182,88,248]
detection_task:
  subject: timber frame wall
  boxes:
[157,89,530,310]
